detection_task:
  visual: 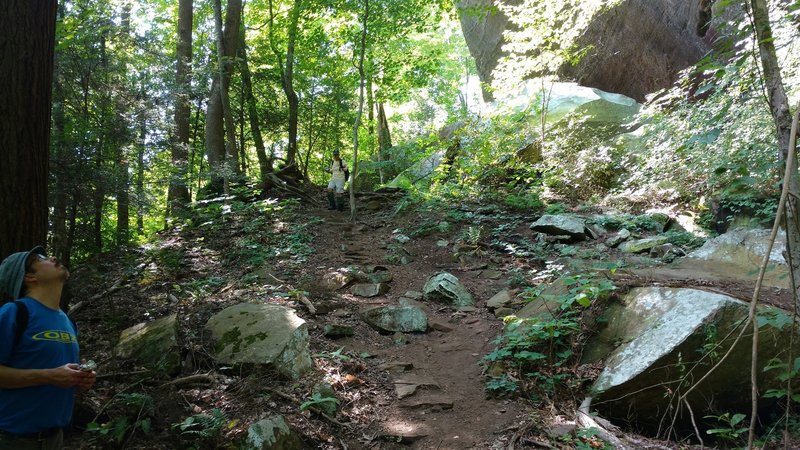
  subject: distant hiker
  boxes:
[326,149,350,211]
[0,246,96,449]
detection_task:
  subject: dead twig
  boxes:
[683,397,704,448]
[298,295,317,315]
[96,369,152,380]
[507,421,536,450]
[161,373,216,387]
[69,257,154,316]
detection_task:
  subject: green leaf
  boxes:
[729,413,746,426]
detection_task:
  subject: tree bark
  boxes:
[377,101,392,182]
[136,117,145,236]
[748,0,800,446]
[0,0,57,257]
[351,0,369,221]
[238,19,271,188]
[167,0,193,215]
[51,77,71,265]
[116,4,132,248]
[269,0,303,171]
[206,0,243,194]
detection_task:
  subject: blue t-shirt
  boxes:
[0,297,79,434]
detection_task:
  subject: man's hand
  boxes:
[50,364,95,390]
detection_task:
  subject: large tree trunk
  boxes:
[749,0,800,287]
[748,0,800,447]
[205,0,243,194]
[0,0,57,257]
[167,0,193,215]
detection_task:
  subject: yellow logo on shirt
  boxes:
[31,330,77,344]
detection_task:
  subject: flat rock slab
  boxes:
[377,361,414,372]
[394,375,440,398]
[399,394,454,410]
[377,431,429,444]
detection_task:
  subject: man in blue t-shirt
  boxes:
[0,246,96,449]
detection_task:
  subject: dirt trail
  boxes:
[310,206,528,449]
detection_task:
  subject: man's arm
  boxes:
[0,363,91,389]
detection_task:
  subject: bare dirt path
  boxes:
[308,205,529,449]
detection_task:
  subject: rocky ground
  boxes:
[60,192,793,449]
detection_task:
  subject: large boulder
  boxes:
[361,304,428,333]
[589,287,795,435]
[243,415,303,450]
[205,304,312,379]
[530,214,590,241]
[688,227,786,265]
[115,314,180,374]
[618,236,669,253]
[457,0,711,101]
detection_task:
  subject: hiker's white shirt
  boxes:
[330,159,347,181]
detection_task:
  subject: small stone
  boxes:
[351,283,390,297]
[323,324,354,339]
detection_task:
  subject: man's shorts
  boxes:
[328,178,345,193]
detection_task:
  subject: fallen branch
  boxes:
[298,295,317,315]
[506,421,536,450]
[161,373,216,387]
[96,369,152,380]
[576,397,628,450]
[69,257,154,316]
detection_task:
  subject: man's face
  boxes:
[26,253,70,283]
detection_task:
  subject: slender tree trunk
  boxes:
[748,1,800,447]
[136,117,145,235]
[92,29,108,253]
[51,76,71,264]
[0,0,56,257]
[206,0,243,194]
[238,79,246,175]
[269,0,303,170]
[167,0,193,216]
[351,0,369,221]
[116,4,133,248]
[377,101,392,183]
[189,97,204,200]
[116,151,130,247]
[239,22,271,189]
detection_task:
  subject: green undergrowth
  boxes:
[482,271,618,402]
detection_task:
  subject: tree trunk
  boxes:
[377,101,392,180]
[206,0,243,194]
[351,0,369,221]
[0,0,56,257]
[269,0,303,170]
[748,0,800,447]
[51,76,71,265]
[167,0,193,215]
[116,4,132,248]
[239,23,272,190]
[136,117,145,235]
